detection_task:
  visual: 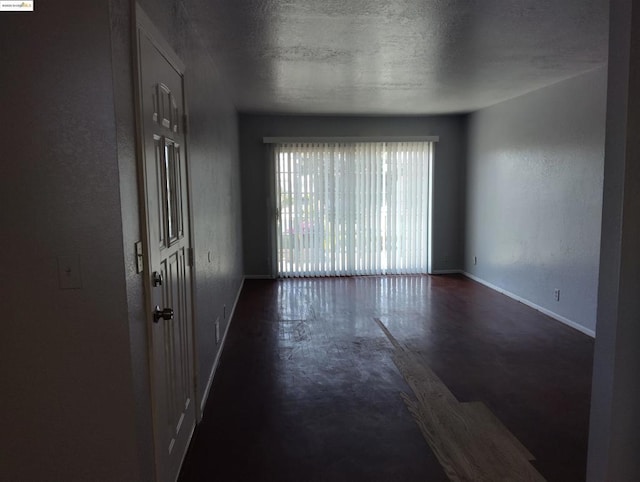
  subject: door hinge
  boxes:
[187,247,194,267]
[183,114,188,136]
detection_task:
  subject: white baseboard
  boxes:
[462,272,595,338]
[244,274,276,279]
[430,269,464,275]
[199,277,245,415]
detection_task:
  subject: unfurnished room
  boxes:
[2,1,639,481]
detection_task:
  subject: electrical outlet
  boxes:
[473,256,477,265]
[554,289,560,301]
[215,317,220,344]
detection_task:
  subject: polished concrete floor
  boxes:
[178,275,594,481]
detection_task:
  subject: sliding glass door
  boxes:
[274,142,432,278]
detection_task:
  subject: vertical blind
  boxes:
[275,141,432,277]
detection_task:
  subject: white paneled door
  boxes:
[136,7,195,482]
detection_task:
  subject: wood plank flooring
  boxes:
[179,275,594,481]
[375,317,544,481]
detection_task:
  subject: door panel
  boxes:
[137,18,195,482]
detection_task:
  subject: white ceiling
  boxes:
[186,0,609,115]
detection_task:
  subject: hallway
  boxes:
[179,275,593,481]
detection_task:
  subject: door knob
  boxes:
[153,305,174,323]
[152,271,163,287]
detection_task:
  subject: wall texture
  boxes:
[465,67,607,334]
[0,2,140,480]
[588,0,640,479]
[239,114,466,276]
[113,1,245,475]
[0,0,244,480]
[131,0,244,411]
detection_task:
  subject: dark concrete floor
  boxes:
[178,275,594,481]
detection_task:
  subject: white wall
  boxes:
[465,68,607,334]
[239,114,467,276]
[0,2,140,479]
[588,0,640,478]
[0,1,245,480]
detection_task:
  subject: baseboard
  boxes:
[176,420,197,482]
[244,274,276,279]
[430,269,464,275]
[199,277,245,415]
[462,272,596,338]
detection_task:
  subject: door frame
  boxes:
[132,4,200,480]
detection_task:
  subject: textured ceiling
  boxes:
[185,0,609,115]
